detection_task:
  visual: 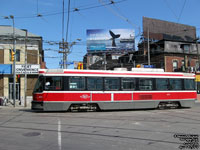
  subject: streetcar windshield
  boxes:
[33,76,44,93]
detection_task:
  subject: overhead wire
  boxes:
[98,0,141,37]
[162,0,178,21]
[66,0,71,42]
[62,0,65,40]
[177,0,187,23]
[0,0,127,20]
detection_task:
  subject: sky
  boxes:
[1,0,200,69]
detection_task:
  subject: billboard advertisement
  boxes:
[87,29,135,52]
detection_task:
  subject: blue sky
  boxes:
[1,0,200,69]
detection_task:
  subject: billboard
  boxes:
[87,29,135,52]
[143,17,196,41]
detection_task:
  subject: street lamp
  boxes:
[4,15,16,107]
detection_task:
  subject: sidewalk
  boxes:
[197,94,200,102]
[0,101,31,109]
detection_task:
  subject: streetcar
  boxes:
[32,68,197,111]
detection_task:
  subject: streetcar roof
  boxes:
[38,69,195,79]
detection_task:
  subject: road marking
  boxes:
[58,119,62,150]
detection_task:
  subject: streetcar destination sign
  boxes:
[15,64,40,74]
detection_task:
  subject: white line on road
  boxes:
[58,119,62,150]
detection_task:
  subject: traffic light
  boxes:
[136,64,141,68]
[16,75,20,83]
[78,62,83,70]
[11,50,15,61]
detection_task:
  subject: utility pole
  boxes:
[196,37,200,71]
[59,0,71,69]
[59,41,68,69]
[11,15,16,107]
[22,29,28,107]
[104,53,107,70]
[4,15,16,107]
[147,28,150,65]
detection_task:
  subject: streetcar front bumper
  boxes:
[31,101,43,110]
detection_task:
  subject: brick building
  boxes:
[118,17,200,73]
[0,25,45,106]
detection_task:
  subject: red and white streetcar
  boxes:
[32,68,197,111]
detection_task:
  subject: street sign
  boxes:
[15,64,40,74]
[59,61,74,65]
[144,65,154,68]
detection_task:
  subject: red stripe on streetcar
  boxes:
[34,91,196,102]
[114,93,132,101]
[133,92,197,100]
[43,93,90,102]
[63,71,190,77]
[39,71,46,73]
[92,93,111,101]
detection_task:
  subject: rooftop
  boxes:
[0,25,41,38]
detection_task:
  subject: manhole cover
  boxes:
[23,132,41,137]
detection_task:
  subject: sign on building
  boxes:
[15,64,40,74]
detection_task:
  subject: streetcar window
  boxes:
[184,79,195,90]
[45,76,62,90]
[69,77,85,90]
[139,78,153,90]
[33,76,44,92]
[156,78,168,90]
[87,77,103,90]
[105,78,120,90]
[121,78,136,90]
[169,79,182,90]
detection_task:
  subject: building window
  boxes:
[181,44,190,53]
[9,49,20,62]
[172,60,178,71]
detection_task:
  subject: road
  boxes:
[0,103,200,150]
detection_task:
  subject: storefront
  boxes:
[0,64,39,106]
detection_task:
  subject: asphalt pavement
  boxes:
[0,103,199,150]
